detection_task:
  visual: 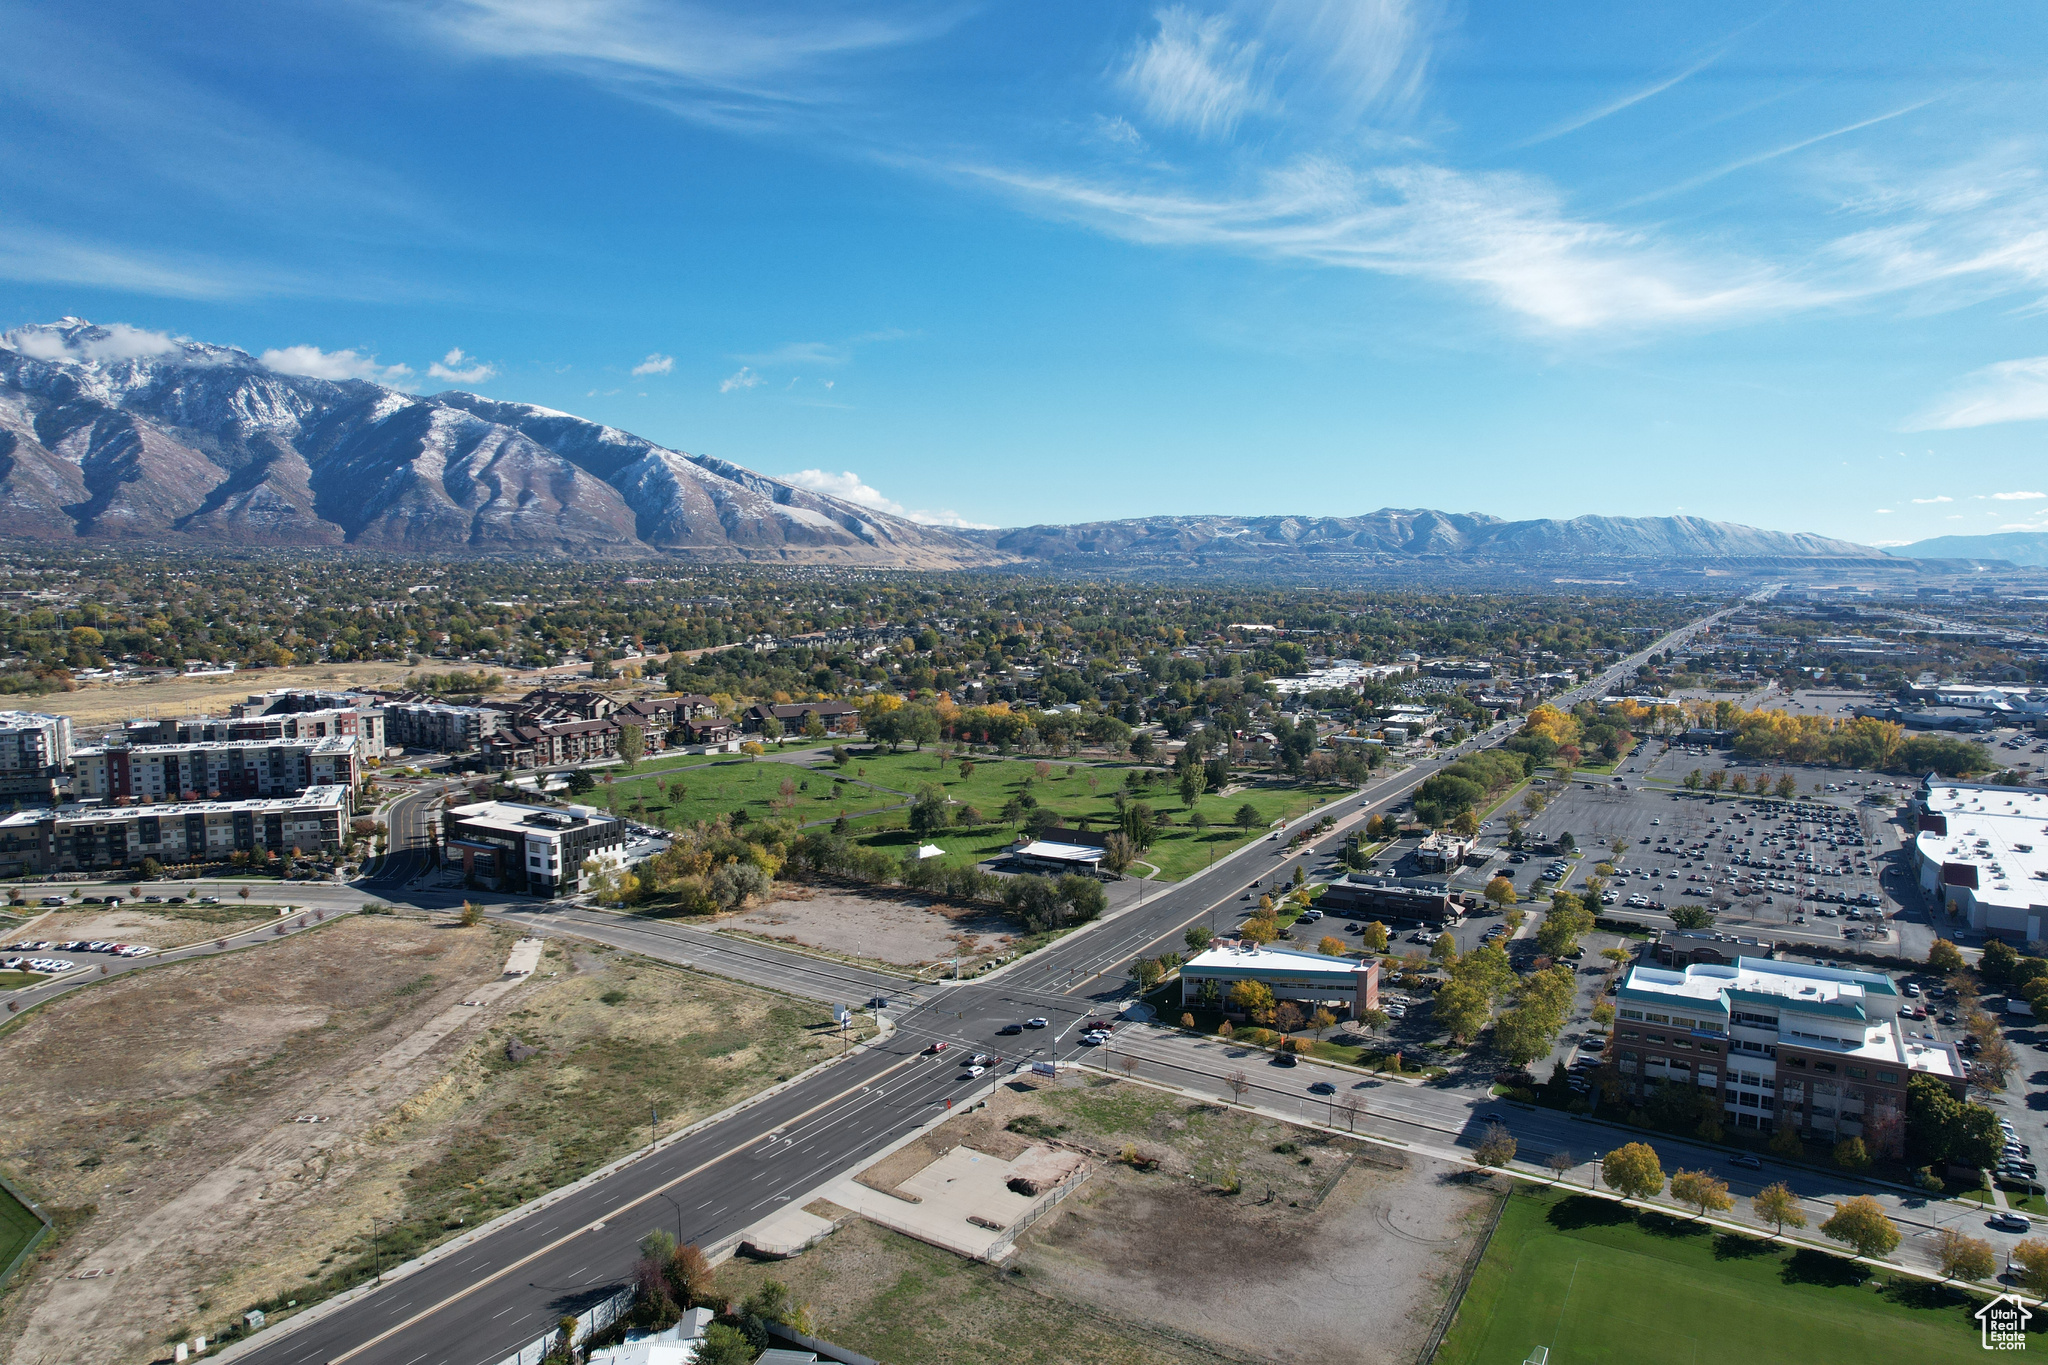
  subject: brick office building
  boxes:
[1613,957,1963,1146]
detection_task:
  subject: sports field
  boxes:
[1436,1185,1994,1365]
[0,1177,47,1285]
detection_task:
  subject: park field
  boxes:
[596,746,1355,881]
[1437,1185,1994,1365]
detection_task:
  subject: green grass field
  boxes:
[1438,1185,1993,1365]
[0,1179,47,1286]
[594,745,1350,880]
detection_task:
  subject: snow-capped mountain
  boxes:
[0,319,993,564]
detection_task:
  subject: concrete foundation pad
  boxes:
[740,1206,837,1259]
[824,1143,1079,1262]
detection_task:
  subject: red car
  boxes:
[926,1041,948,1054]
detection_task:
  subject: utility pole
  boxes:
[651,1103,658,1148]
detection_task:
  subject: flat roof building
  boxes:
[1009,839,1103,874]
[1615,956,1961,1147]
[442,799,626,898]
[1911,781,2048,942]
[73,736,361,801]
[1180,942,1379,1019]
[0,785,349,875]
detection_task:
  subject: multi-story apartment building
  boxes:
[441,799,625,897]
[382,701,504,752]
[1614,956,1963,1145]
[0,785,349,874]
[71,736,361,801]
[0,710,74,804]
[128,705,385,754]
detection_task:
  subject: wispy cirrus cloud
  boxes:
[719,366,763,393]
[1911,495,1953,503]
[1993,490,2047,500]
[1907,356,2048,430]
[780,468,992,528]
[630,352,674,376]
[1120,6,1269,139]
[412,0,963,129]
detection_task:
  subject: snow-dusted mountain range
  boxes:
[0,319,989,564]
[0,319,1894,573]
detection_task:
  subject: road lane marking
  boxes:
[322,1048,925,1363]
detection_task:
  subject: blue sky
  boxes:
[4,2,2048,543]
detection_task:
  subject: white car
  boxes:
[964,1065,986,1078]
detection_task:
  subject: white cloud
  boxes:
[630,352,674,376]
[4,320,180,365]
[1905,356,2048,430]
[1874,508,1893,514]
[1121,6,1268,139]
[967,157,1821,331]
[739,340,849,367]
[427,347,497,384]
[1910,495,1953,504]
[260,344,414,385]
[779,468,994,528]
[413,0,956,131]
[1993,490,2047,500]
[719,366,763,393]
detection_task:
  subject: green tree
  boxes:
[1430,932,1459,967]
[1683,769,1703,791]
[1361,920,1389,952]
[566,768,597,795]
[617,722,645,765]
[1433,976,1492,1043]
[1751,1181,1806,1236]
[1235,802,1261,833]
[1535,892,1594,957]
[694,1324,756,1365]
[1668,905,1716,931]
[908,783,949,837]
[1100,831,1136,875]
[1819,1196,1899,1259]
[459,900,483,927]
[1178,763,1208,811]
[1602,1142,1665,1200]
[1184,924,1214,953]
[1131,957,1164,990]
[1979,937,2018,982]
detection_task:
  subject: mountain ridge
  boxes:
[0,318,1896,572]
[1885,531,2048,568]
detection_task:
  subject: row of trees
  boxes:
[1412,749,1528,828]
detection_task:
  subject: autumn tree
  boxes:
[1933,1228,1997,1284]
[1602,1142,1666,1200]
[1318,935,1347,956]
[1474,1122,1517,1167]
[1926,938,1964,973]
[2011,1239,2048,1296]
[1819,1197,1900,1259]
[1483,876,1516,909]
[1228,980,1275,1017]
[1361,921,1389,952]
[1669,1169,1733,1220]
[459,900,483,927]
[1750,1182,1806,1236]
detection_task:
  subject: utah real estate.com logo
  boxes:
[1979,1294,2033,1351]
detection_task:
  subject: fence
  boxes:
[987,1165,1090,1262]
[492,1286,634,1365]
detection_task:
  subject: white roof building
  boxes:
[1912,782,2048,941]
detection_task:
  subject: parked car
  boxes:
[1991,1211,2033,1233]
[998,1023,1023,1035]
[1025,1017,1050,1029]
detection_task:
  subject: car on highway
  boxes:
[1273,1052,1298,1066]
[1308,1081,1336,1095]
[964,1065,986,1078]
[1078,1031,1108,1046]
[867,995,889,1009]
[1730,1155,1761,1170]
[926,1041,949,1054]
[998,1022,1023,1035]
[1025,1017,1049,1029]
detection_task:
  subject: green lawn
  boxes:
[838,750,1346,880]
[0,1179,47,1285]
[0,971,43,990]
[1438,1185,1995,1365]
[594,757,900,829]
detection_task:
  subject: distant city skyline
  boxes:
[4,2,2046,545]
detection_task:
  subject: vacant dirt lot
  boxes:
[724,885,1021,969]
[0,915,860,1365]
[12,902,278,950]
[31,662,422,729]
[726,1076,1498,1365]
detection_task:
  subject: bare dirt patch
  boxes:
[17,904,277,950]
[721,885,1021,970]
[0,916,862,1365]
[31,662,422,730]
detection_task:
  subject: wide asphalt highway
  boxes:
[229,614,1718,1365]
